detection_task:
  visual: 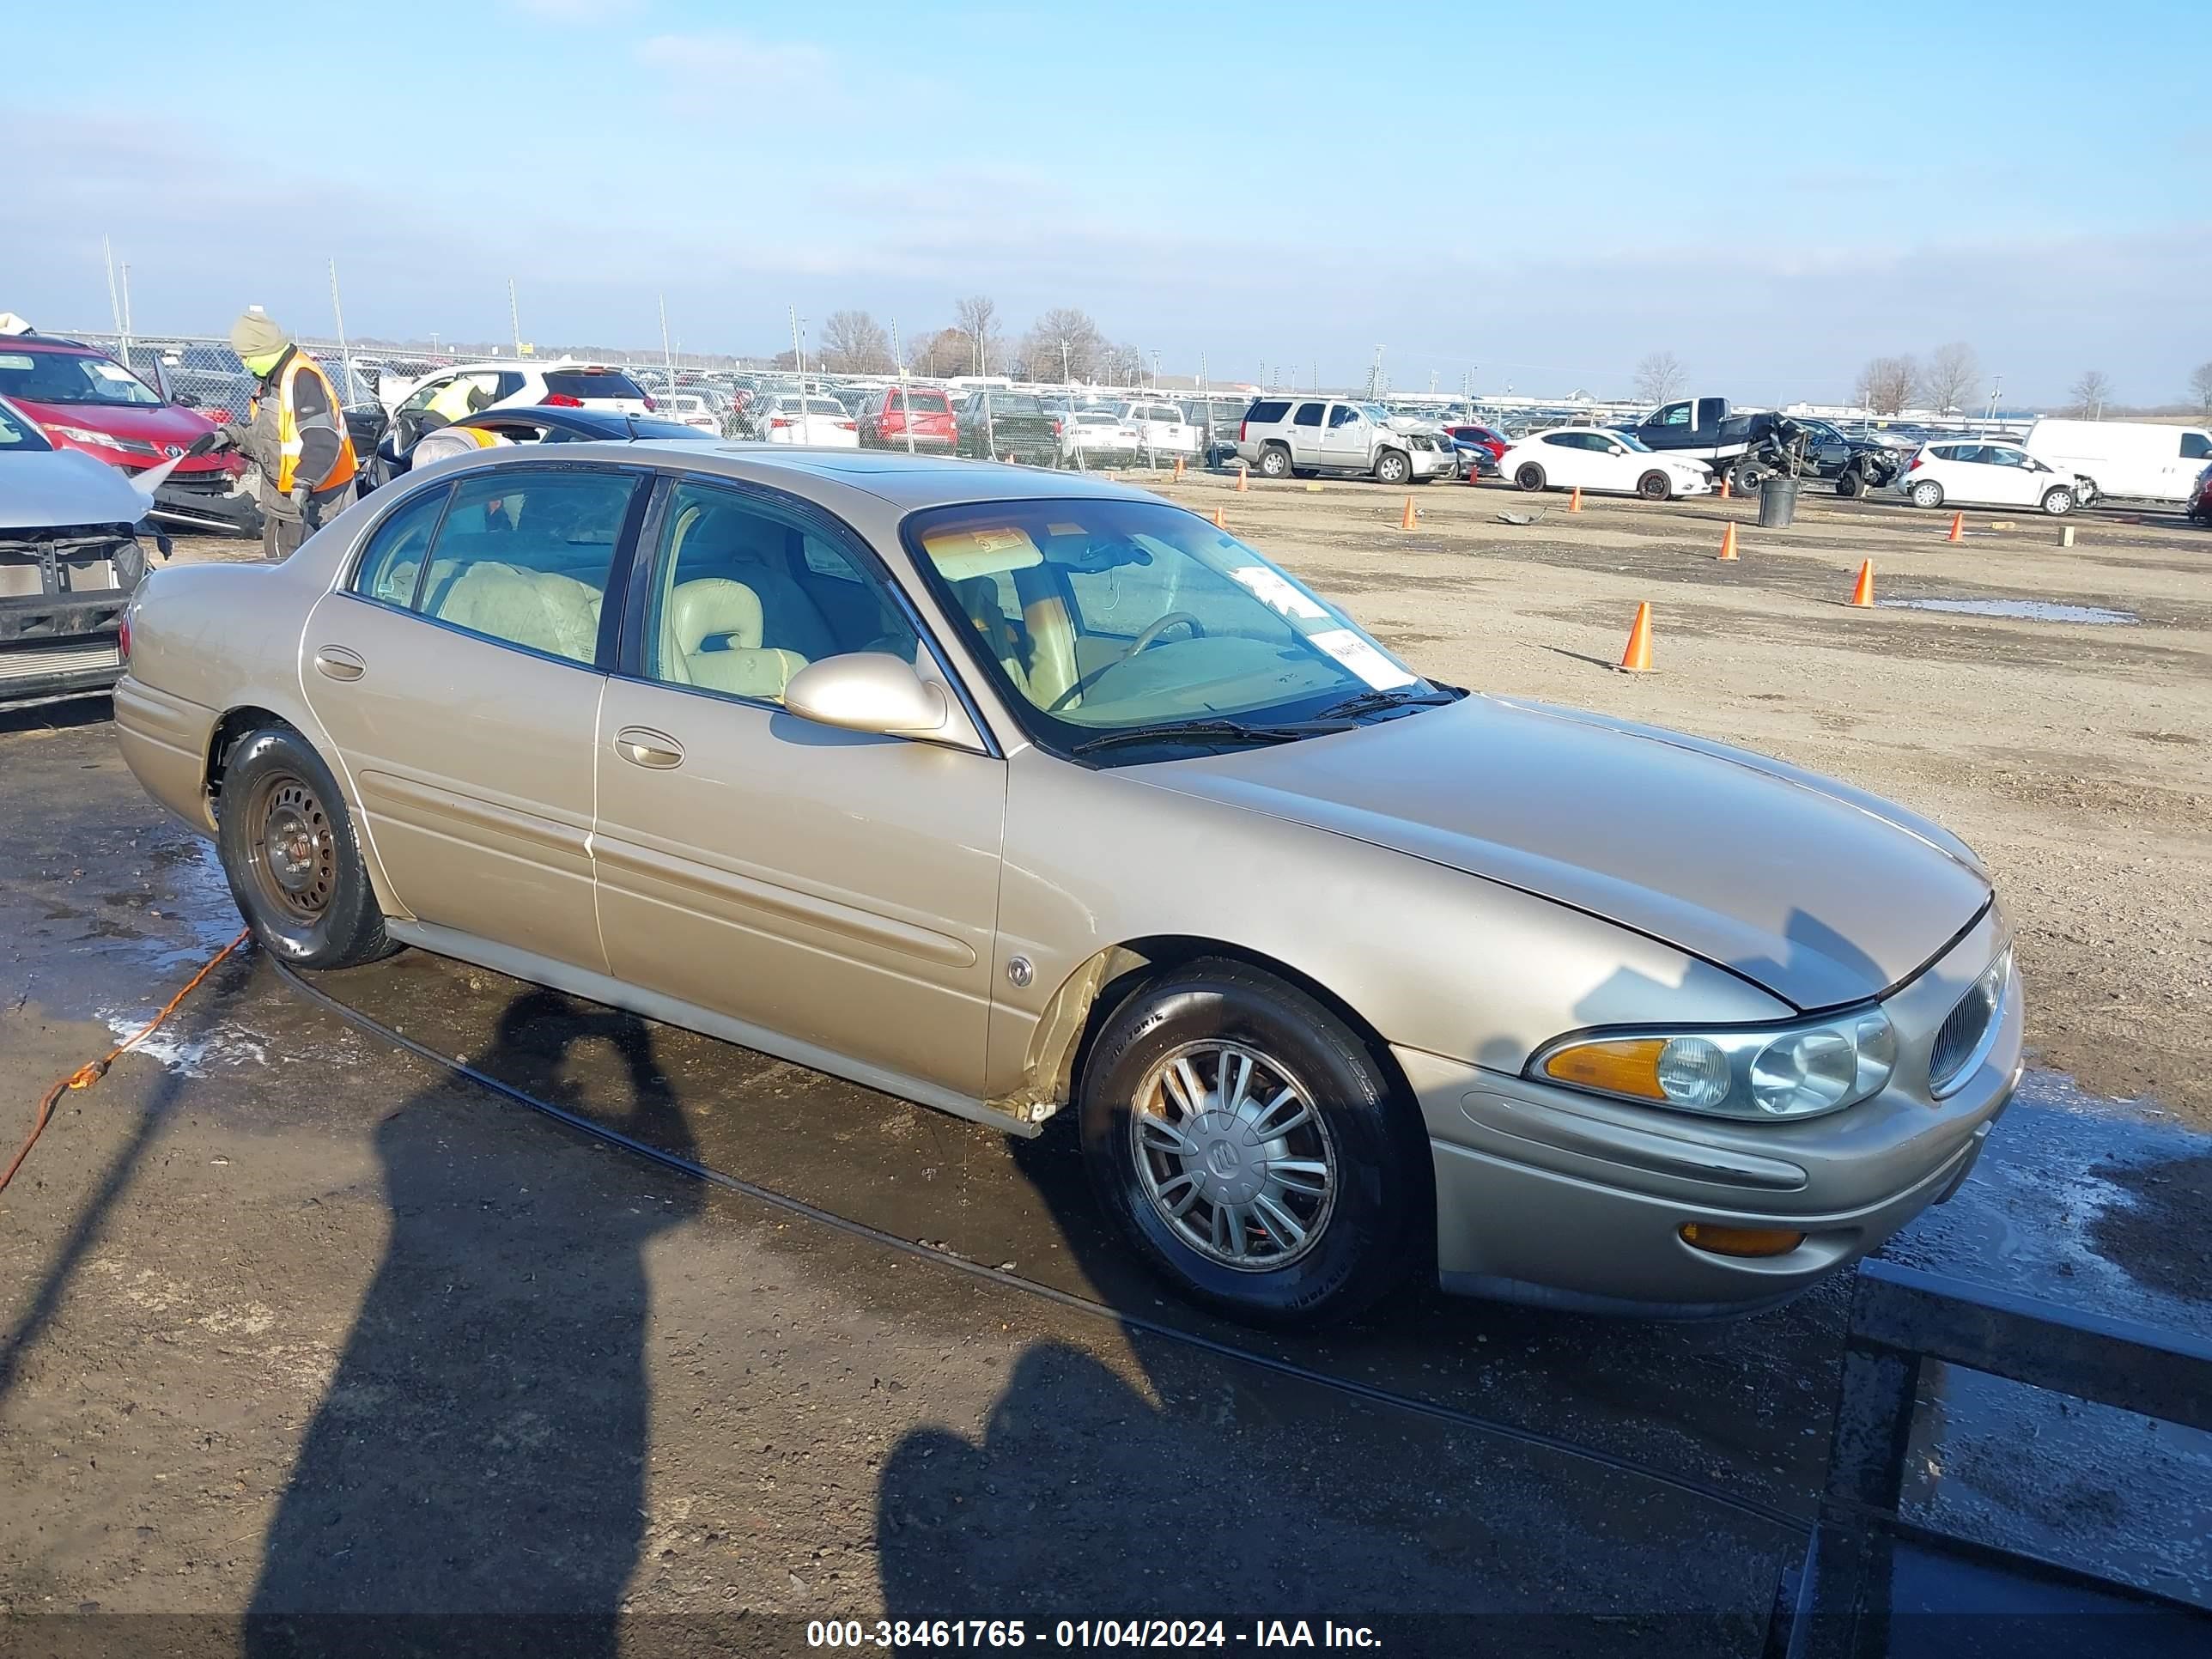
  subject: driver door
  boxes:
[1319,403,1369,471]
[589,475,1006,1097]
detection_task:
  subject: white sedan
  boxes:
[659,392,724,434]
[1110,399,1201,460]
[757,394,860,447]
[1500,428,1714,501]
[1899,441,2080,515]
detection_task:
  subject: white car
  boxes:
[659,392,723,434]
[2020,417,2212,507]
[1500,427,1714,501]
[1057,409,1141,465]
[757,394,860,447]
[381,360,654,422]
[1899,441,2080,516]
[1110,399,1201,460]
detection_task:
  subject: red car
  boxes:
[2189,460,2212,527]
[0,333,254,533]
[859,385,957,452]
[1443,422,1510,463]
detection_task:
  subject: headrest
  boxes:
[667,578,764,655]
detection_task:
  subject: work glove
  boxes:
[186,428,233,459]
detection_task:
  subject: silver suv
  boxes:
[1234,397,1448,485]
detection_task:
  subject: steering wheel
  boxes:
[1046,612,1206,712]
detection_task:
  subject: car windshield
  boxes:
[1358,404,1394,424]
[0,349,164,409]
[0,402,53,449]
[903,497,1445,762]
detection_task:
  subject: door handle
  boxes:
[313,646,366,681]
[615,726,685,769]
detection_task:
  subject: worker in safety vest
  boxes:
[206,308,358,561]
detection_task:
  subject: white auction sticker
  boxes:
[1229,565,1328,620]
[1309,629,1417,690]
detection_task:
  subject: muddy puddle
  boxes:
[1881,597,2140,624]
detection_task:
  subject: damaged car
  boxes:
[0,394,165,708]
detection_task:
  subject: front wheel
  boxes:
[215,726,394,969]
[1514,462,1547,492]
[1910,479,1945,509]
[1373,449,1411,486]
[2041,486,2075,516]
[1637,470,1672,501]
[1835,469,1864,499]
[1079,960,1426,1328]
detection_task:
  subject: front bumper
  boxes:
[0,590,129,706]
[1397,910,2023,1316]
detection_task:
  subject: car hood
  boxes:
[9,395,216,447]
[1139,695,1991,1011]
[0,448,153,531]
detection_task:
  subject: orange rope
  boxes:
[0,927,251,1196]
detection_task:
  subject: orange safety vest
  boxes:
[265,351,358,495]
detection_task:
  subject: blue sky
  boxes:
[9,0,2208,404]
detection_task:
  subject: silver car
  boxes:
[1235,397,1449,485]
[114,447,2020,1328]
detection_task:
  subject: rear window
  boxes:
[890,390,951,413]
[805,397,849,416]
[544,368,646,401]
[1245,400,1291,425]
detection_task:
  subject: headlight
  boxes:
[1532,1009,1895,1121]
[45,424,157,457]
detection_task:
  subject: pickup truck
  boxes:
[1615,397,1900,497]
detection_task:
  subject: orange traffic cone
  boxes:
[1172,455,1186,481]
[1718,475,1731,501]
[1717,523,1739,561]
[1850,560,1875,606]
[1947,512,1964,543]
[1236,464,1249,493]
[1399,496,1418,531]
[1569,485,1583,513]
[1212,506,1226,530]
[1618,603,1655,672]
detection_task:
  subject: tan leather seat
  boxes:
[954,575,1034,700]
[432,561,604,663]
[663,578,809,700]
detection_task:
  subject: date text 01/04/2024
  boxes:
[805,1620,1382,1649]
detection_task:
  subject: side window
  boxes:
[415,469,637,665]
[644,481,919,705]
[1653,403,1691,428]
[1293,402,1325,428]
[352,483,451,606]
[494,373,526,400]
[397,374,450,416]
[1542,433,1574,447]
[2181,432,2212,460]
[1327,404,1359,428]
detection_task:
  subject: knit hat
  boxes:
[229,308,289,362]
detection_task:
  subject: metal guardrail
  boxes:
[1766,1257,2212,1658]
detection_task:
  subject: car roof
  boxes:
[447,441,1150,513]
[459,406,708,439]
[3,335,101,355]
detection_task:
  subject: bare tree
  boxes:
[904,327,967,379]
[1854,355,1920,416]
[1018,307,1107,383]
[2069,368,2113,419]
[817,309,894,375]
[1923,343,1980,416]
[1631,351,1687,404]
[951,295,1001,375]
[2189,361,2212,417]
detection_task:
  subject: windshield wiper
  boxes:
[1309,684,1462,722]
[1069,717,1348,759]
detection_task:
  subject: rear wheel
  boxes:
[1257,444,1292,480]
[215,726,393,970]
[1909,479,1945,509]
[1636,470,1672,501]
[1730,463,1767,497]
[2041,486,2075,516]
[1515,462,1547,492]
[1079,960,1425,1328]
[1373,449,1411,486]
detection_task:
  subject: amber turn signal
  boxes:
[1679,1222,1807,1259]
[1540,1038,1668,1100]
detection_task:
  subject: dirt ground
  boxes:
[1127,474,2212,1127]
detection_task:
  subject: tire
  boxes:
[1730,464,1766,498]
[1257,444,1292,480]
[2041,486,2074,516]
[1373,450,1410,486]
[214,726,393,970]
[2072,478,2099,509]
[1079,959,1425,1328]
[1636,470,1672,501]
[1514,462,1547,492]
[1909,479,1945,509]
[1835,469,1864,500]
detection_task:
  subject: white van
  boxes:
[2021,418,2212,507]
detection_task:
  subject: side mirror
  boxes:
[784,652,952,738]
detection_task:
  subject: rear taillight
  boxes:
[839,420,857,430]
[641,395,657,411]
[1906,454,1923,470]
[541,393,583,407]
[1239,419,1249,441]
[769,417,791,428]
[118,613,131,662]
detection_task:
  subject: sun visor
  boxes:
[921,524,1044,580]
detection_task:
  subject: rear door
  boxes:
[1289,400,1328,465]
[1539,432,1595,487]
[301,462,647,972]
[590,475,1006,1095]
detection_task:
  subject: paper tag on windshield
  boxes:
[1310,629,1418,690]
[90,362,139,382]
[1229,565,1328,620]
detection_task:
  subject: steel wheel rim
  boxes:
[1130,1040,1336,1272]
[248,773,337,922]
